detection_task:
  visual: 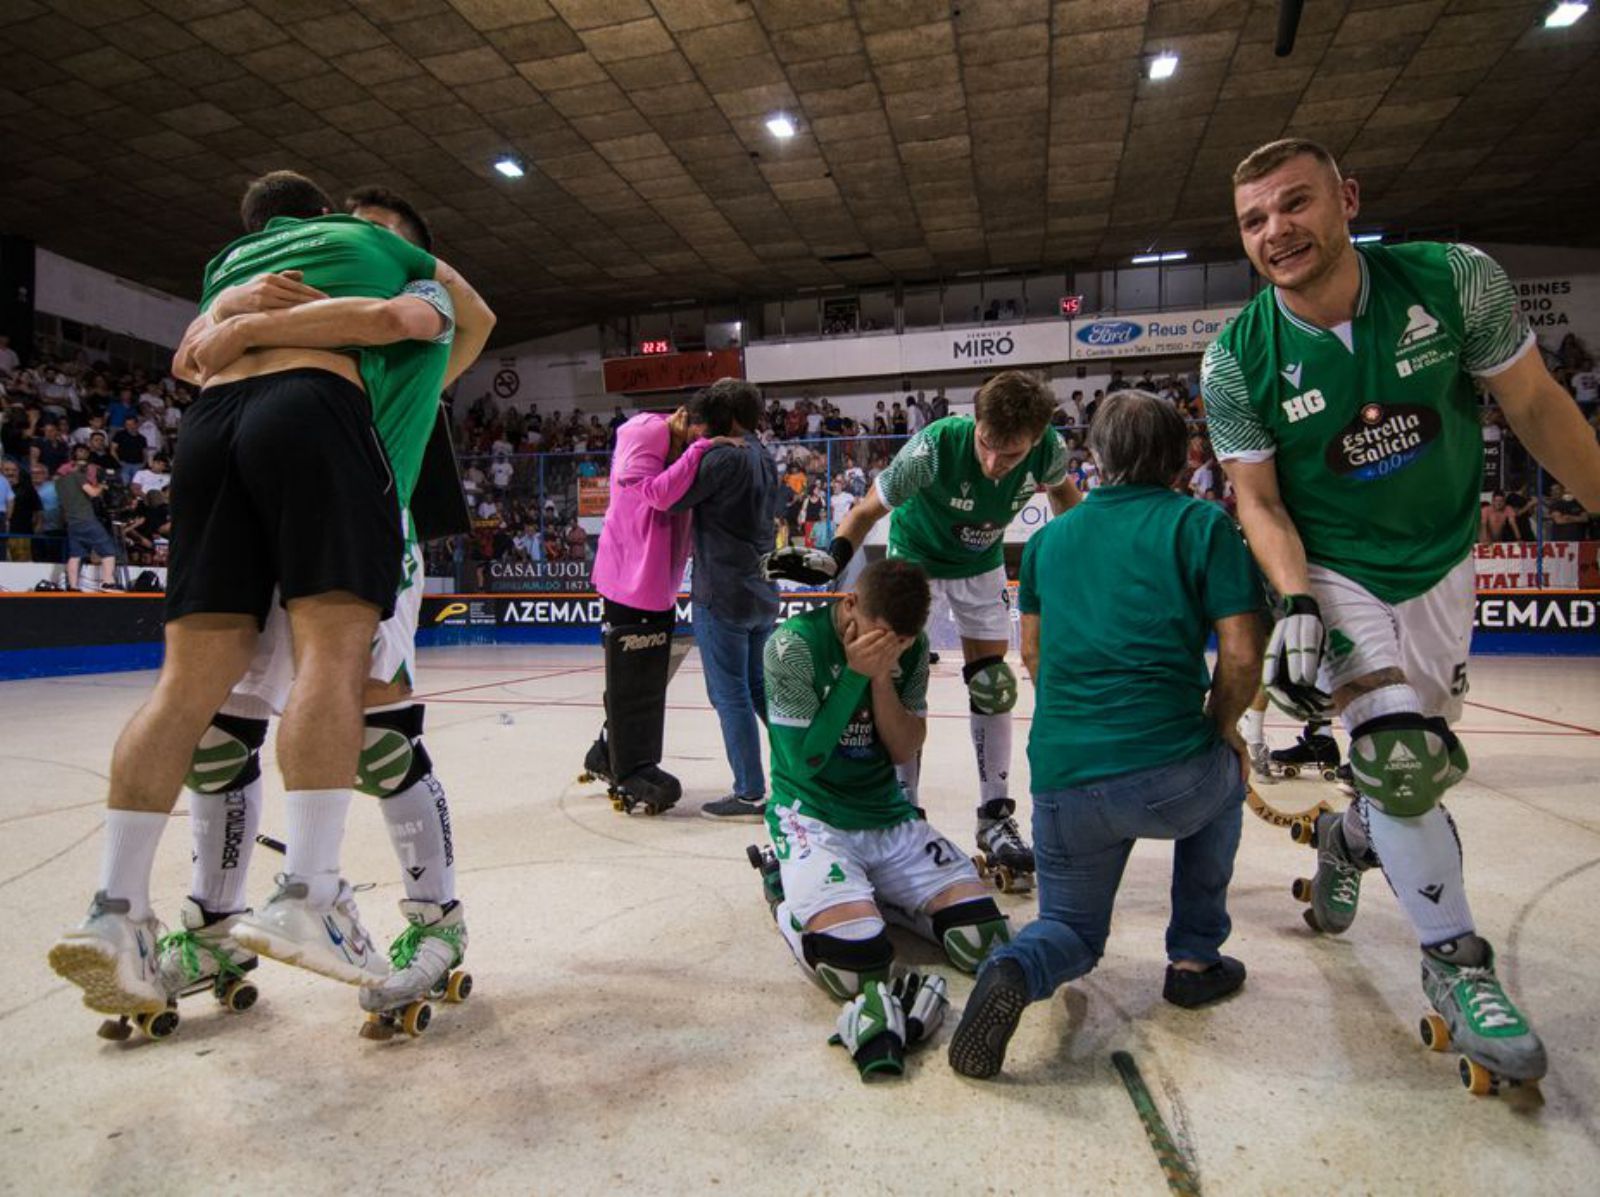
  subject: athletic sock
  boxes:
[188,776,262,914]
[100,809,168,922]
[1359,799,1475,945]
[1239,707,1265,745]
[969,711,1012,807]
[380,772,456,904]
[283,789,352,907]
[895,755,921,805]
[775,900,807,970]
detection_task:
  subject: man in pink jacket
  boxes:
[584,407,727,813]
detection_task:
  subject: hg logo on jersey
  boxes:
[950,481,975,512]
[1281,387,1326,424]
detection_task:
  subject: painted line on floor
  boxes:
[414,665,600,699]
[1461,699,1600,737]
[1111,1050,1201,1196]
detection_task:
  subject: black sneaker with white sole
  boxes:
[948,957,1030,1079]
[700,794,766,822]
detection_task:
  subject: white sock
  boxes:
[283,789,352,907]
[100,810,168,921]
[188,776,262,914]
[895,755,921,805]
[380,773,456,904]
[775,900,807,970]
[970,711,1013,809]
[1360,799,1475,946]
[1340,683,1421,732]
[1239,707,1265,745]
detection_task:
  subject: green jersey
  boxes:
[1019,485,1263,790]
[361,279,454,507]
[1202,242,1532,603]
[876,416,1069,579]
[764,605,929,832]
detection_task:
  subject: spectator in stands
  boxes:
[490,454,514,493]
[137,401,163,459]
[1545,484,1591,541]
[799,478,826,546]
[58,459,119,591]
[8,460,41,561]
[891,402,908,436]
[907,393,928,434]
[823,402,844,437]
[564,517,589,563]
[31,460,63,563]
[31,420,69,475]
[112,414,147,484]
[69,412,107,448]
[0,457,14,541]
[0,334,18,376]
[830,473,856,536]
[131,453,170,495]
[1479,491,1523,544]
[804,401,823,439]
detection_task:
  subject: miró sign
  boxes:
[953,331,1016,363]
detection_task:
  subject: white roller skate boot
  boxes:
[975,811,1035,894]
[1247,741,1276,785]
[157,898,261,1011]
[233,875,386,986]
[48,892,167,1016]
[359,901,472,1040]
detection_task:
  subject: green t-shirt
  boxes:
[361,279,454,507]
[1019,485,1263,790]
[877,416,1069,579]
[764,604,929,832]
[1201,242,1532,604]
[199,215,436,312]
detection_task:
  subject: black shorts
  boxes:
[166,368,403,626]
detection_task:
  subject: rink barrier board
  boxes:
[0,590,1595,680]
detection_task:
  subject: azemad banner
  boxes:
[1069,308,1242,360]
[421,592,839,635]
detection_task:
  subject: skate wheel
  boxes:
[137,1009,180,1040]
[1291,878,1313,904]
[97,1017,132,1042]
[359,1014,396,1042]
[746,844,765,870]
[1283,765,1300,779]
[577,771,595,784]
[993,866,1013,892]
[1420,1012,1451,1053]
[222,979,258,1012]
[402,1000,432,1037]
[1301,908,1323,933]
[1321,769,1338,782]
[1459,1056,1498,1097]
[1289,818,1316,845]
[446,970,473,1003]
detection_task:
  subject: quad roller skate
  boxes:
[746,844,784,919]
[975,814,1035,895]
[1246,741,1276,785]
[48,891,174,1039]
[1270,729,1341,782]
[1417,938,1546,1098]
[97,899,261,1043]
[359,900,472,1042]
[1288,810,1366,934]
[579,732,682,815]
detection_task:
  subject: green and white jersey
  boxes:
[199,214,435,312]
[876,416,1069,579]
[361,279,454,508]
[764,605,929,832]
[1202,242,1532,604]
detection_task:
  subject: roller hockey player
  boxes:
[763,371,1081,890]
[1206,137,1600,1093]
[751,559,1009,1078]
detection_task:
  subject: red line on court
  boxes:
[414,665,600,700]
[1461,699,1600,737]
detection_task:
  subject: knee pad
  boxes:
[802,920,894,1000]
[1348,714,1466,818]
[963,657,1018,715]
[358,704,434,798]
[186,713,267,794]
[931,898,1011,973]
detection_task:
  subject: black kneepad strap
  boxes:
[932,898,1010,973]
[802,929,895,998]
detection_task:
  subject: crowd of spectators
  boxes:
[0,335,184,577]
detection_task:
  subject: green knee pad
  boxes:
[357,705,432,798]
[186,714,266,794]
[932,899,1011,973]
[963,657,1018,716]
[1348,714,1465,817]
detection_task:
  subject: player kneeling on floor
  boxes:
[749,558,1005,1079]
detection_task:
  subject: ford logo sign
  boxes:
[1076,320,1143,346]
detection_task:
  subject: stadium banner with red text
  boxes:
[577,475,610,517]
[1472,541,1598,590]
[601,349,744,393]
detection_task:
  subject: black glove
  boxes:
[761,545,839,586]
[892,971,949,1049]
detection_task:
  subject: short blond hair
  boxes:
[1232,138,1340,188]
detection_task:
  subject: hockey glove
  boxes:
[828,980,906,1080]
[892,971,949,1050]
[1262,594,1332,720]
[761,545,839,587]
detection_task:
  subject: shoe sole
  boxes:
[47,940,166,1015]
[948,980,1029,1079]
[700,809,765,823]
[232,924,385,988]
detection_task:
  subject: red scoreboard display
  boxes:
[1059,295,1083,316]
[639,339,673,355]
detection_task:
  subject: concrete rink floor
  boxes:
[2,647,1597,1195]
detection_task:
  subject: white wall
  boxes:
[34,250,195,350]
[452,326,606,418]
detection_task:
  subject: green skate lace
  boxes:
[157,929,246,984]
[388,921,465,971]
[1329,868,1360,908]
[1457,967,1522,1031]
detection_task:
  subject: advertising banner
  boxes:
[602,348,744,393]
[1471,541,1593,590]
[484,561,594,593]
[577,475,610,517]
[1068,308,1242,360]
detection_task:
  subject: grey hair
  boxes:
[1087,390,1188,488]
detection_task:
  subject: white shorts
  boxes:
[928,565,1013,643]
[769,803,981,926]
[232,521,425,717]
[1310,555,1474,724]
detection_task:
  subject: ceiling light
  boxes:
[765,114,796,139]
[1148,52,1178,80]
[1159,250,1188,262]
[1546,3,1588,27]
[1131,253,1160,264]
[493,156,525,179]
[1352,232,1383,244]
[1131,251,1188,264]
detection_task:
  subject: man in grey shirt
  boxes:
[58,460,120,591]
[672,378,783,820]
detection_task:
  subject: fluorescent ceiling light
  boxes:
[765,114,796,138]
[1352,232,1383,244]
[493,156,524,178]
[1148,52,1179,80]
[1131,254,1160,264]
[1131,251,1187,264]
[1546,3,1588,27]
[1159,250,1188,262]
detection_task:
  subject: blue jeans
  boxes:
[990,740,1245,1002]
[693,607,773,799]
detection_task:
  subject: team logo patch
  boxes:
[1324,403,1441,482]
[950,520,1006,552]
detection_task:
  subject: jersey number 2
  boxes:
[925,838,957,867]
